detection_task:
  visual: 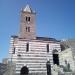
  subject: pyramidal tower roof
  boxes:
[23,4,32,13]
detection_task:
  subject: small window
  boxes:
[47,44,49,52]
[26,43,29,52]
[26,17,30,22]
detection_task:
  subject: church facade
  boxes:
[9,5,61,75]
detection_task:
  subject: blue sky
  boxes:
[0,0,75,62]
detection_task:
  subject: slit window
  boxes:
[26,43,29,52]
[13,47,15,54]
[47,44,49,52]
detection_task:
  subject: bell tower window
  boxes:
[26,17,30,22]
[26,27,30,32]
[28,27,30,32]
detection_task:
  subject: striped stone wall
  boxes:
[9,37,61,75]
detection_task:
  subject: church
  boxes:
[9,5,61,75]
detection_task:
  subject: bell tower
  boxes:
[19,5,36,39]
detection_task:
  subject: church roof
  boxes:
[11,36,59,42]
[23,5,32,13]
[36,37,59,42]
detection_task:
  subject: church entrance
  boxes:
[46,61,51,75]
[20,66,29,75]
[53,50,59,65]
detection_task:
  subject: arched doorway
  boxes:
[53,49,59,65]
[46,61,51,75]
[20,66,29,75]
